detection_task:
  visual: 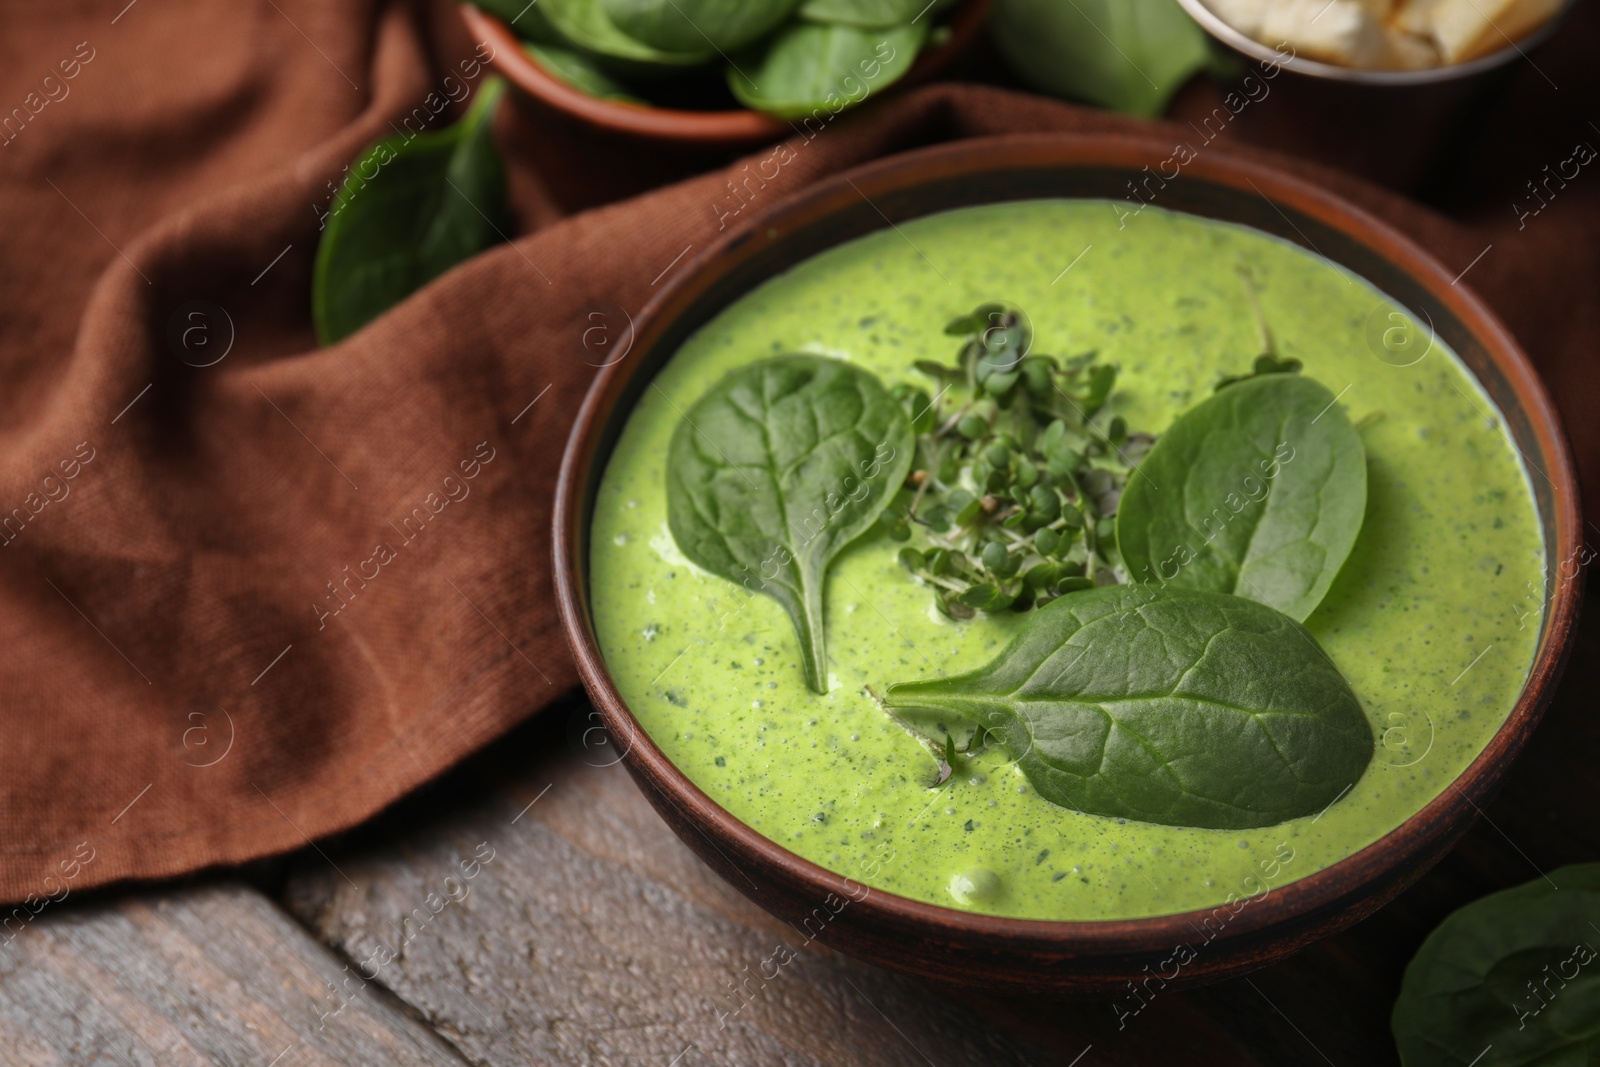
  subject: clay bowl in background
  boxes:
[553,134,1582,995]
[461,0,993,149]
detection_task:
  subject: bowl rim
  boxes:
[1172,0,1578,86]
[461,0,993,147]
[554,131,1583,952]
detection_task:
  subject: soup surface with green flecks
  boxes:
[590,200,1545,920]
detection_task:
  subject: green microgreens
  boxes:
[879,303,1155,620]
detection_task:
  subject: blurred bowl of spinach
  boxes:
[460,0,992,147]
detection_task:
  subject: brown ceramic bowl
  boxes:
[461,0,992,148]
[553,133,1582,995]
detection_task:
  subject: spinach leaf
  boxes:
[1116,374,1367,623]
[728,21,924,119]
[523,42,641,100]
[667,355,912,693]
[601,0,801,53]
[883,584,1372,829]
[1393,865,1600,1066]
[989,0,1212,117]
[1216,353,1304,391]
[797,0,949,28]
[312,78,507,345]
[539,0,712,66]
[471,0,564,42]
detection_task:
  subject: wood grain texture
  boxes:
[0,882,467,1067]
[282,703,1264,1066]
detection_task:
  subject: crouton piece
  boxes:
[1391,0,1445,35]
[1260,0,1389,66]
[1427,0,1562,63]
[1382,27,1443,68]
[1202,0,1268,37]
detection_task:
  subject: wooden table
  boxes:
[3,604,1592,1067]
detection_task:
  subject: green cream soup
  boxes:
[590,201,1544,921]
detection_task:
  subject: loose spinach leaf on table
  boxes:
[667,355,913,693]
[312,78,507,346]
[989,0,1213,117]
[883,584,1373,829]
[1116,373,1367,623]
[797,0,951,28]
[728,21,924,119]
[1392,865,1600,1067]
[601,0,802,54]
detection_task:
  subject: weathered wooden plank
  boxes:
[282,703,1260,1067]
[0,883,467,1067]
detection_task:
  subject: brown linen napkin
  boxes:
[0,0,1592,905]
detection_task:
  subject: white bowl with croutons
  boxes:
[1177,0,1575,81]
